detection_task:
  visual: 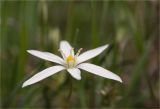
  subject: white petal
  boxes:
[27,50,65,65]
[77,44,108,64]
[60,40,74,57]
[77,63,122,83]
[22,66,65,87]
[67,68,81,80]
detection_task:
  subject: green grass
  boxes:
[0,0,159,108]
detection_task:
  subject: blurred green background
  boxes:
[0,0,159,108]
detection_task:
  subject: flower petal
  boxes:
[27,50,65,65]
[22,66,65,87]
[77,63,122,83]
[60,40,74,57]
[77,44,108,64]
[67,68,81,80]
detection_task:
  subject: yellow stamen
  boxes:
[66,55,75,63]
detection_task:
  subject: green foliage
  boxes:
[0,0,159,108]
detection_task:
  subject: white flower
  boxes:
[22,41,122,88]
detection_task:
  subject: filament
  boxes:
[76,48,83,57]
[70,48,74,56]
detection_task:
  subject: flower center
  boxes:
[66,55,75,63]
[59,48,83,68]
[66,55,75,68]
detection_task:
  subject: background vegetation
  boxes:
[1,0,159,108]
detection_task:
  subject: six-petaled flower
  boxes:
[22,41,122,88]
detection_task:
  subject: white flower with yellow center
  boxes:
[22,41,122,87]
